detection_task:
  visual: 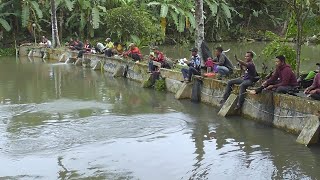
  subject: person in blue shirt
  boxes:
[181,47,201,83]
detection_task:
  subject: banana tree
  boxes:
[147,0,196,35]
[56,0,75,40]
[20,0,43,33]
[204,0,238,40]
[205,0,238,28]
[0,0,17,31]
[65,0,106,38]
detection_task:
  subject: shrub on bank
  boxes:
[105,6,164,47]
[155,78,166,91]
[0,48,16,56]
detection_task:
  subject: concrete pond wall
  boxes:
[20,46,320,138]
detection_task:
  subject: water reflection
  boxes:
[0,57,320,179]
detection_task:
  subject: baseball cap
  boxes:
[190,47,198,52]
[151,46,159,50]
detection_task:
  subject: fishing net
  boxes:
[201,42,212,62]
[191,78,202,103]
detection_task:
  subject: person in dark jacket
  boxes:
[74,38,83,51]
[248,55,298,94]
[77,39,92,58]
[213,47,234,78]
[181,47,201,83]
[220,51,258,110]
[304,71,320,100]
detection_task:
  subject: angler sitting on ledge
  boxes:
[213,47,234,79]
[304,69,320,100]
[148,46,165,72]
[76,39,92,59]
[247,55,298,95]
[104,38,114,57]
[123,43,142,61]
[220,51,258,110]
[181,47,201,83]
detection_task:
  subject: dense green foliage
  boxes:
[0,48,15,56]
[0,0,319,73]
[105,6,163,45]
[2,0,318,46]
[262,31,296,70]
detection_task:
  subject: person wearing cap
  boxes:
[247,55,298,95]
[304,64,320,100]
[148,46,165,72]
[220,51,258,110]
[213,47,234,79]
[104,38,114,57]
[181,47,201,83]
[123,43,142,61]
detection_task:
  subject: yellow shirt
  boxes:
[105,42,114,49]
[116,44,123,53]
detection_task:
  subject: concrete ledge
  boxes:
[160,68,184,82]
[296,115,320,145]
[218,94,239,117]
[19,46,320,138]
[175,82,193,99]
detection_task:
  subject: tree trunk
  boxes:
[281,20,288,36]
[296,17,302,77]
[195,0,204,63]
[59,10,63,42]
[51,0,61,48]
[247,14,252,28]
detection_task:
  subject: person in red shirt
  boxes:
[148,46,165,72]
[84,39,92,52]
[77,39,92,58]
[123,43,142,61]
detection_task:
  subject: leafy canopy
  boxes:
[262,31,296,70]
[105,6,164,45]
